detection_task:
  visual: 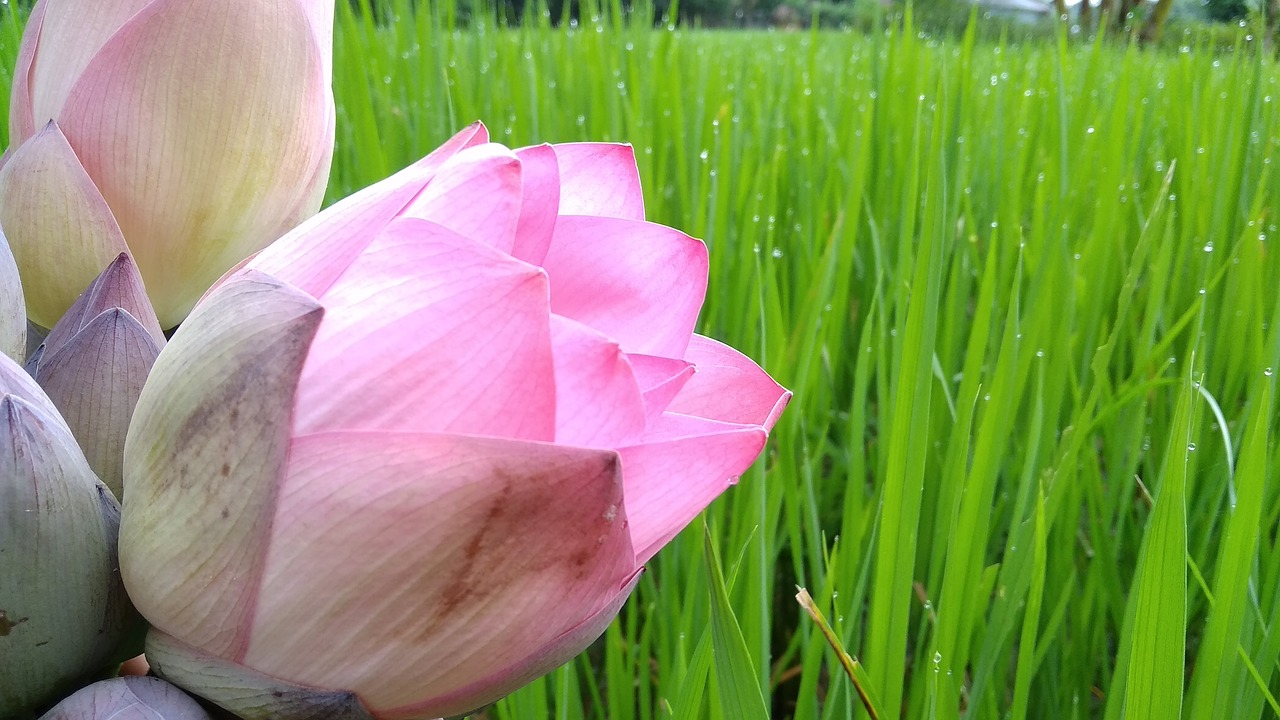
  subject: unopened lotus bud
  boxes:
[0,229,24,363]
[29,253,164,498]
[0,353,143,717]
[39,676,212,720]
[1,0,335,329]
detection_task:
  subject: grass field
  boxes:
[5,3,1280,718]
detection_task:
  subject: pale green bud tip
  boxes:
[39,677,211,720]
[146,630,375,720]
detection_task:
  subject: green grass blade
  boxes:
[703,524,769,720]
[1120,366,1195,719]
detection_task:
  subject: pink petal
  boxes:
[8,0,47,144]
[57,0,332,327]
[120,271,323,660]
[667,334,791,431]
[297,0,334,86]
[415,121,491,173]
[0,122,130,329]
[292,218,556,442]
[542,216,708,358]
[400,144,522,254]
[550,315,646,448]
[249,122,489,298]
[28,0,153,128]
[628,353,694,421]
[620,415,767,564]
[511,144,560,266]
[246,432,634,718]
[385,569,643,720]
[553,143,645,221]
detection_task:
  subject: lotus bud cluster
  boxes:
[120,123,789,720]
[0,0,335,329]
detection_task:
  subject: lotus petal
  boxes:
[550,315,646,448]
[628,353,695,421]
[39,675,213,720]
[0,231,25,363]
[250,122,490,298]
[0,373,132,717]
[401,143,523,254]
[40,252,162,360]
[542,216,708,358]
[246,432,633,718]
[27,0,154,128]
[386,570,643,720]
[7,0,47,143]
[36,307,161,498]
[511,144,560,266]
[121,271,323,658]
[146,632,371,720]
[291,219,556,442]
[552,143,645,221]
[667,334,791,430]
[0,122,129,328]
[620,416,767,564]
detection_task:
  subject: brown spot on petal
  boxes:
[420,453,622,646]
[0,610,28,636]
[435,478,515,619]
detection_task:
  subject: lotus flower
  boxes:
[121,123,790,720]
[0,352,141,718]
[28,253,164,498]
[39,677,211,720]
[0,0,334,330]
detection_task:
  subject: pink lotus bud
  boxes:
[39,676,211,720]
[120,123,790,720]
[29,253,164,498]
[1,0,335,330]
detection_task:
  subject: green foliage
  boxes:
[6,4,1280,718]
[319,12,1280,714]
[1203,0,1250,23]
